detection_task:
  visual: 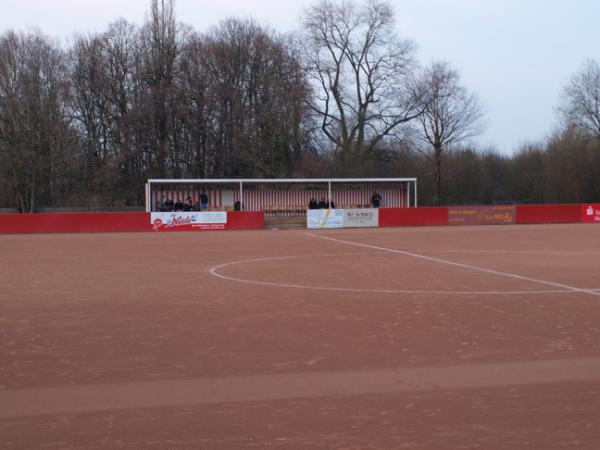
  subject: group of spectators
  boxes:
[157,191,209,212]
[308,198,335,209]
[308,192,382,209]
[157,190,384,212]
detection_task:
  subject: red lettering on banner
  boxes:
[170,216,192,226]
[193,223,226,230]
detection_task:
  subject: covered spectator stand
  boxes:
[145,178,418,215]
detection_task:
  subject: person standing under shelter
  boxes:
[157,195,166,212]
[200,190,209,210]
[174,198,184,211]
[183,197,193,211]
[371,191,382,208]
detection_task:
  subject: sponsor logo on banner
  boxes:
[448,205,515,225]
[581,204,600,223]
[307,209,344,229]
[343,208,379,228]
[151,212,227,231]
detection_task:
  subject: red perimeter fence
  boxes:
[0,211,264,234]
[515,204,582,224]
[0,204,598,234]
[379,207,448,227]
[0,212,151,234]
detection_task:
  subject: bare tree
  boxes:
[69,33,114,192]
[139,0,182,178]
[69,20,142,204]
[407,61,484,205]
[558,59,600,140]
[65,2,313,207]
[181,19,312,178]
[300,0,421,174]
[0,31,76,212]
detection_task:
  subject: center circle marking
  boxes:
[209,250,600,296]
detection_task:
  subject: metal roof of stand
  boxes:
[148,178,416,184]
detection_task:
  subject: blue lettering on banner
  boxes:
[307,209,344,229]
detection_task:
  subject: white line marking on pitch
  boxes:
[404,249,600,256]
[209,252,600,296]
[305,232,600,298]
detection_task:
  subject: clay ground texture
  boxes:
[1,224,600,449]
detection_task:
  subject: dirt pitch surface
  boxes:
[2,224,600,449]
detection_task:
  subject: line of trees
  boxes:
[0,0,598,211]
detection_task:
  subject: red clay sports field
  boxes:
[1,222,600,448]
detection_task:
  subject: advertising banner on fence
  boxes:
[582,204,600,223]
[343,208,379,228]
[151,211,227,231]
[448,205,516,225]
[307,209,344,229]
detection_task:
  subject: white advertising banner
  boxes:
[307,209,345,229]
[151,211,227,231]
[343,208,379,228]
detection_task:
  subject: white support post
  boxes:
[145,182,151,212]
[406,181,411,208]
[240,181,243,211]
[328,181,332,208]
[414,180,418,208]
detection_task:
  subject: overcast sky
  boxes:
[2,0,599,153]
